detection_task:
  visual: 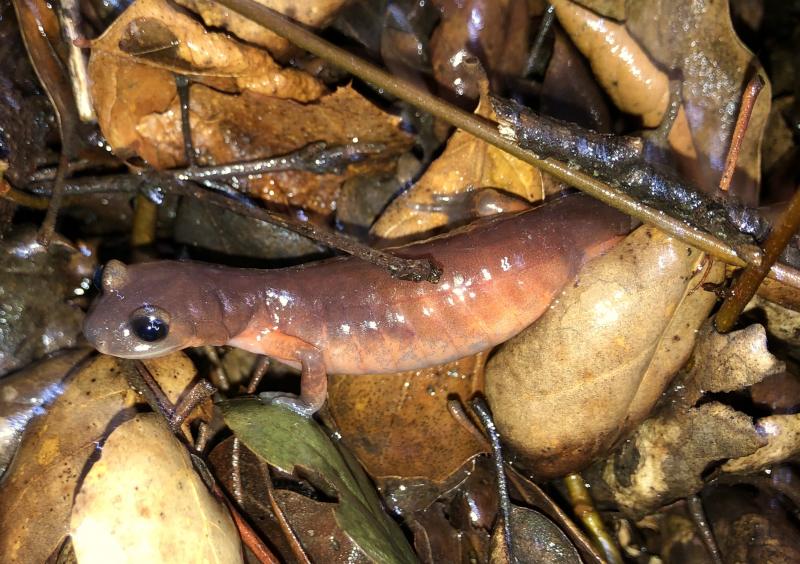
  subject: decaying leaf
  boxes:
[221,398,418,564]
[486,226,723,478]
[70,413,242,563]
[746,294,800,347]
[677,322,785,404]
[704,485,800,563]
[591,322,787,517]
[328,354,488,484]
[0,353,204,562]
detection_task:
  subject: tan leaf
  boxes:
[70,413,242,563]
[485,226,723,478]
[0,353,201,563]
[550,0,669,127]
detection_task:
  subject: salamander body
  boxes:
[84,194,631,414]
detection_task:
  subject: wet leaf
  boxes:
[429,0,529,102]
[550,0,669,127]
[489,506,582,564]
[625,0,771,204]
[0,349,90,477]
[486,227,723,478]
[70,413,242,563]
[221,398,418,564]
[328,354,488,484]
[0,226,95,376]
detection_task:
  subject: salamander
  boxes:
[83,193,631,415]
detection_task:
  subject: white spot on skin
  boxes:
[278,295,289,307]
[501,257,511,271]
[422,306,433,317]
[341,323,350,335]
[122,329,131,338]
[481,268,492,281]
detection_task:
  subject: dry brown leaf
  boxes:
[371,94,544,239]
[175,0,351,59]
[597,402,764,517]
[89,0,411,219]
[70,413,242,563]
[550,0,669,127]
[328,353,488,483]
[0,353,202,562]
[746,295,800,347]
[485,226,723,478]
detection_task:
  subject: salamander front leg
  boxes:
[259,347,327,418]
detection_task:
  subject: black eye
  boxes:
[130,306,170,342]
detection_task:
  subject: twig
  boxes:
[470,396,514,561]
[524,3,556,78]
[718,75,765,193]
[715,185,800,332]
[207,0,800,290]
[563,473,624,564]
[686,495,723,564]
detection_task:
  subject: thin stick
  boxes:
[718,75,765,193]
[715,185,800,332]
[686,495,723,564]
[563,473,624,564]
[38,152,69,245]
[470,396,514,560]
[207,0,799,289]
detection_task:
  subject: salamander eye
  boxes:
[129,306,170,342]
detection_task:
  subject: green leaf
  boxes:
[221,398,418,564]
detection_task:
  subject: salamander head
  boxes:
[84,260,218,358]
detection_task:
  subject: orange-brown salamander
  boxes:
[84,194,631,415]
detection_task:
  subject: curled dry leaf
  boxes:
[176,0,351,59]
[0,353,204,562]
[89,0,411,219]
[328,354,488,484]
[70,413,242,563]
[485,226,724,479]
